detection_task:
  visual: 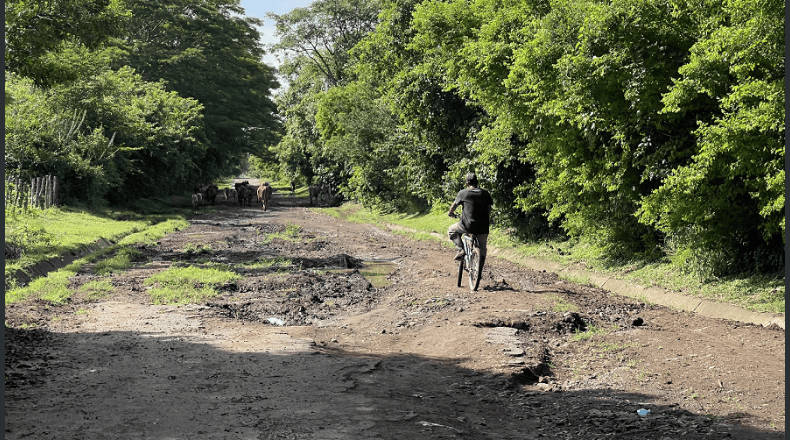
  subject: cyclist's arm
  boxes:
[448,201,460,217]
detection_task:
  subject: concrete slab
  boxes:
[642,287,702,313]
[599,278,647,299]
[694,300,785,329]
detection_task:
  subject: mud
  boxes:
[5,182,784,439]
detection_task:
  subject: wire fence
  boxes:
[5,175,60,211]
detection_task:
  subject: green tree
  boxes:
[268,0,383,194]
[639,0,785,276]
[267,0,381,87]
[5,0,129,86]
[354,0,487,209]
[5,53,204,204]
[116,0,282,181]
[314,82,421,210]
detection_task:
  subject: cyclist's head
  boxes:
[465,173,478,187]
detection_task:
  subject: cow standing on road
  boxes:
[241,185,256,206]
[191,193,203,209]
[309,183,330,206]
[257,182,273,211]
[204,184,218,205]
[235,181,250,206]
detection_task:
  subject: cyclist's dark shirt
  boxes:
[453,187,493,234]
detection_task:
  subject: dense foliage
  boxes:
[268,0,784,278]
[5,0,281,204]
[6,0,783,278]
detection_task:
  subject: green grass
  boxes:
[6,201,190,284]
[183,243,213,255]
[570,323,617,341]
[94,248,142,275]
[143,266,242,305]
[325,202,785,314]
[79,279,115,300]
[243,256,293,269]
[261,223,302,244]
[325,204,454,236]
[5,211,189,305]
[6,207,148,276]
[537,293,578,313]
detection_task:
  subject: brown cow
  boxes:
[242,185,256,206]
[204,184,218,205]
[257,182,273,211]
[308,183,330,206]
[235,181,250,206]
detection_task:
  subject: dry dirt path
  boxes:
[5,187,785,439]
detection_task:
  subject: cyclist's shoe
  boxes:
[454,249,465,261]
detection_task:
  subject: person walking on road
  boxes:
[447,173,494,261]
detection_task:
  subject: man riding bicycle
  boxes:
[447,173,493,261]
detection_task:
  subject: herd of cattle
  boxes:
[191,181,331,210]
[191,181,272,210]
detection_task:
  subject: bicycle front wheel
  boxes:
[457,257,465,288]
[468,248,483,292]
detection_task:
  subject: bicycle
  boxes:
[449,214,486,291]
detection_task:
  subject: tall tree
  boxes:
[267,0,381,87]
[354,0,487,208]
[268,0,382,191]
[116,0,282,180]
[638,0,785,275]
[5,0,129,86]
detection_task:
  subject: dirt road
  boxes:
[5,185,785,439]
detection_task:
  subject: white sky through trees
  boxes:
[238,0,315,69]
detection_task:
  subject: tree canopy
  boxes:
[6,0,783,278]
[5,0,282,203]
[265,0,784,278]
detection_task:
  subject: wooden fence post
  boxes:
[53,175,60,206]
[34,177,41,208]
[30,178,36,208]
[22,178,28,210]
[19,178,25,210]
[45,175,52,208]
[35,177,42,208]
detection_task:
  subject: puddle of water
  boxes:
[323,260,397,288]
[358,261,397,288]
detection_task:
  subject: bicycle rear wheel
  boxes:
[457,257,465,287]
[468,249,486,292]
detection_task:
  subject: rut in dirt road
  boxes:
[4,189,784,440]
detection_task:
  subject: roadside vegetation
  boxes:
[4,196,191,304]
[4,0,783,316]
[324,202,785,314]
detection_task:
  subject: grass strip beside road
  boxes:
[322,203,784,314]
[5,216,189,304]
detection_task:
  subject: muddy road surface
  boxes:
[5,184,785,439]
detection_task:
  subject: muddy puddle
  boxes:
[325,259,398,288]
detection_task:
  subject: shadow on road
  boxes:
[5,326,782,440]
